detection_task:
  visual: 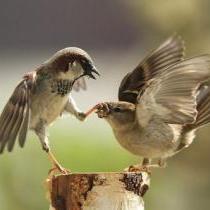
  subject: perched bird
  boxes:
[0,47,99,173]
[90,35,210,171]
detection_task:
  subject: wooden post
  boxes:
[47,172,150,210]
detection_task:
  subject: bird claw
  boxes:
[77,112,86,121]
[124,165,151,174]
[85,102,110,118]
[125,161,167,174]
[95,103,110,118]
[48,164,70,176]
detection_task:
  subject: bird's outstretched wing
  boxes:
[118,35,185,103]
[0,79,32,153]
[136,55,210,127]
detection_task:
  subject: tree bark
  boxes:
[47,172,150,210]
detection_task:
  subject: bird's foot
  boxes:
[48,163,70,176]
[85,102,110,118]
[77,112,86,121]
[47,151,70,176]
[125,164,152,174]
[126,161,167,173]
[95,103,110,118]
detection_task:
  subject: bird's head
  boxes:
[47,47,99,81]
[96,101,136,128]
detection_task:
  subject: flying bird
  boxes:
[0,47,99,173]
[90,35,210,171]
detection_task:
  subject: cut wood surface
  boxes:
[47,172,150,210]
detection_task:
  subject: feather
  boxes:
[18,89,30,148]
[118,34,185,103]
[0,80,30,153]
[136,55,210,127]
[185,85,210,130]
[7,89,26,152]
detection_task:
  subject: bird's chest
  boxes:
[30,79,72,128]
[113,120,181,158]
[113,125,146,156]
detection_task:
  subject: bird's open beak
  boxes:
[87,66,100,79]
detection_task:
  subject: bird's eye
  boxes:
[113,107,121,112]
[80,59,91,70]
[71,61,77,68]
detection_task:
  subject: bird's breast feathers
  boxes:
[50,79,73,96]
[30,79,71,128]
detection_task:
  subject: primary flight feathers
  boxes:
[118,34,185,103]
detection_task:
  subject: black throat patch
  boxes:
[51,79,73,96]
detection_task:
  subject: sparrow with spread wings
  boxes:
[89,35,210,171]
[0,47,99,174]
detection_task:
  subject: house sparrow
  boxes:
[90,35,210,171]
[0,47,99,174]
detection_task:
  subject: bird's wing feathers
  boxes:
[18,87,31,148]
[136,55,210,127]
[0,80,31,153]
[118,35,185,103]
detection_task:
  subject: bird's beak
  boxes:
[87,66,100,79]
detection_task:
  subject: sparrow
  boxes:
[89,35,210,171]
[0,47,99,174]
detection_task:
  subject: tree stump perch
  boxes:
[47,172,150,210]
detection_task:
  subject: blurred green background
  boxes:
[0,0,210,209]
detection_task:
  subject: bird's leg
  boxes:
[126,158,167,173]
[85,105,99,117]
[35,126,69,175]
[65,101,109,119]
[64,96,86,121]
[126,158,152,173]
[142,158,167,169]
[140,158,167,170]
[43,140,70,175]
[47,150,70,175]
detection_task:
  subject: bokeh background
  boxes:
[0,0,210,209]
